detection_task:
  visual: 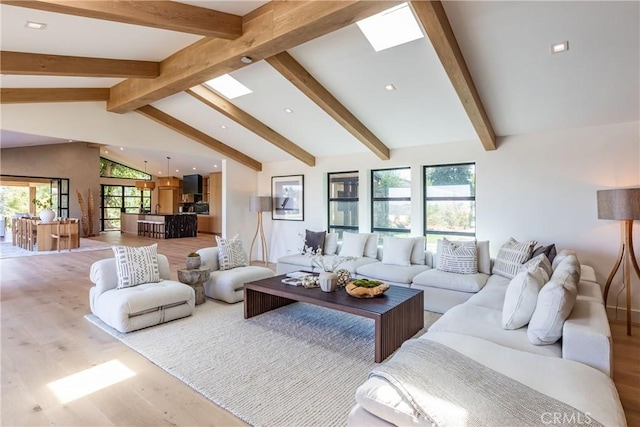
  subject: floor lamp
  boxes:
[597,188,640,336]
[249,196,272,266]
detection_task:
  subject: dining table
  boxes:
[12,217,80,251]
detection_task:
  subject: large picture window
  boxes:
[371,167,411,239]
[423,163,476,250]
[328,171,359,239]
[101,185,151,231]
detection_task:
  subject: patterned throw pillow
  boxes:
[437,240,478,274]
[492,238,537,279]
[112,243,161,289]
[216,235,248,271]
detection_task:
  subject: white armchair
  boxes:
[197,247,275,303]
[89,254,195,333]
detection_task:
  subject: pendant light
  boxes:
[135,160,156,190]
[166,157,171,186]
[162,157,179,188]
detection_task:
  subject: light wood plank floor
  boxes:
[1,232,638,426]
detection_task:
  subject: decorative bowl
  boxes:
[345,280,389,298]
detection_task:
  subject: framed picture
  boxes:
[272,175,304,221]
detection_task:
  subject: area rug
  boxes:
[0,237,112,259]
[86,300,441,426]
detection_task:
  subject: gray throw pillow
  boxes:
[532,244,557,264]
[304,229,326,253]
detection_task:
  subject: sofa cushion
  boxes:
[324,232,339,255]
[364,233,380,258]
[492,237,537,279]
[429,303,562,358]
[502,267,548,330]
[216,235,248,270]
[381,236,414,266]
[466,274,510,310]
[438,239,478,274]
[528,256,580,345]
[412,269,489,293]
[112,243,161,289]
[329,256,379,274]
[304,229,325,253]
[204,265,274,303]
[340,232,370,257]
[356,262,430,285]
[410,237,426,265]
[277,253,314,269]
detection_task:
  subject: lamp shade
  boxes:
[135,180,156,190]
[597,188,640,220]
[250,196,272,212]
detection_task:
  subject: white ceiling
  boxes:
[1,1,638,177]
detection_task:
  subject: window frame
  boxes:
[327,170,359,237]
[100,184,151,231]
[370,166,412,236]
[423,162,476,240]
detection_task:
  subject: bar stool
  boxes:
[137,220,150,237]
[151,221,165,239]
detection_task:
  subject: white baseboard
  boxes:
[606,305,640,324]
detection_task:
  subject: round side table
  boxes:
[177,267,211,305]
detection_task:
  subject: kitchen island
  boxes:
[121,212,197,239]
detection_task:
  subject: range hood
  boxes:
[183,174,202,194]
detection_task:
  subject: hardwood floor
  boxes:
[1,231,639,426]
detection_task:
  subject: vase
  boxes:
[39,209,56,223]
[186,256,201,270]
[319,272,338,292]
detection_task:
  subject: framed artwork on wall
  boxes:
[272,175,304,221]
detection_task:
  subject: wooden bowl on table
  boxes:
[345,279,389,298]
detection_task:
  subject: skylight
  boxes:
[204,74,252,99]
[357,3,424,52]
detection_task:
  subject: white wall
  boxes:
[222,159,258,253]
[258,121,640,317]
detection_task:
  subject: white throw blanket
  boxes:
[370,339,603,426]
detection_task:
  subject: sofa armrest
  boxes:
[197,247,221,271]
[90,258,118,296]
[562,299,612,377]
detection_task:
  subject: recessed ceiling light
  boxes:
[384,84,396,91]
[193,167,197,170]
[204,74,252,99]
[240,56,253,64]
[551,41,569,54]
[68,139,73,142]
[119,147,124,150]
[175,169,179,173]
[284,108,293,113]
[158,171,162,174]
[357,3,424,52]
[25,21,47,30]
[105,150,109,154]
[220,125,228,129]
[214,165,218,168]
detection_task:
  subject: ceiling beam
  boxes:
[266,52,390,160]
[2,0,243,39]
[409,0,496,151]
[136,105,262,172]
[107,1,400,113]
[186,85,316,167]
[0,88,109,103]
[0,51,159,78]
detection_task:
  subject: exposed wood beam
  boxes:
[136,105,262,172]
[0,51,159,78]
[409,0,496,151]
[266,52,390,160]
[186,85,316,167]
[108,1,400,113]
[2,0,242,39]
[0,88,109,103]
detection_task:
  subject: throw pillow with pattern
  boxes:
[492,238,537,279]
[216,235,248,271]
[438,240,478,274]
[112,243,161,289]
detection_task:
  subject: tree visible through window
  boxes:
[371,167,411,240]
[424,163,476,250]
[100,157,150,179]
[328,171,359,239]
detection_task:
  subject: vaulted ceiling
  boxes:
[1,1,638,177]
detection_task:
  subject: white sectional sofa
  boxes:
[347,253,626,426]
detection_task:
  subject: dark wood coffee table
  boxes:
[244,274,424,362]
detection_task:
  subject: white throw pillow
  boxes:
[410,236,426,265]
[381,237,415,266]
[216,235,248,271]
[339,232,369,257]
[112,243,161,289]
[363,233,380,258]
[528,259,579,345]
[502,267,548,330]
[551,249,579,271]
[324,232,338,255]
[492,238,537,279]
[520,254,553,278]
[437,240,478,274]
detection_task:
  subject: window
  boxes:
[328,171,359,239]
[371,167,411,239]
[101,185,151,231]
[424,163,476,251]
[100,158,150,180]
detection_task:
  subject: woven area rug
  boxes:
[86,300,441,426]
[0,237,111,259]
